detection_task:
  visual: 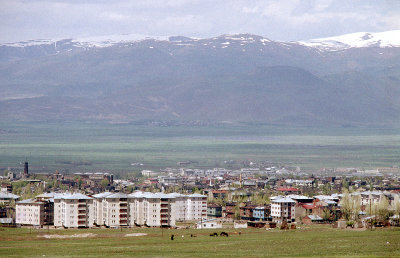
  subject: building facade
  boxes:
[271,197,296,223]
[54,193,94,228]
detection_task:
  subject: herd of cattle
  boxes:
[170,231,234,240]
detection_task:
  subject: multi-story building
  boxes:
[92,192,113,226]
[207,204,223,218]
[102,193,129,227]
[128,192,177,227]
[16,191,207,228]
[185,193,207,221]
[271,196,296,224]
[54,193,94,228]
[16,199,45,226]
[240,204,257,221]
[253,205,271,221]
[225,202,237,219]
[0,192,19,205]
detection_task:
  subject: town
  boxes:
[1,161,400,230]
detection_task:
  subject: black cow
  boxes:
[220,232,229,237]
[210,232,218,237]
[171,234,174,240]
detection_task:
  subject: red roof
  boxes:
[276,187,299,192]
[212,190,228,194]
[302,204,316,209]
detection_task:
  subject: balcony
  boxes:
[161,204,168,208]
[160,209,168,213]
[78,210,86,214]
[161,214,168,218]
[120,214,127,218]
[120,203,127,207]
[120,209,128,213]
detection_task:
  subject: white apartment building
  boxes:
[102,193,129,227]
[54,193,94,228]
[16,191,207,228]
[128,192,176,227]
[92,192,112,226]
[16,199,44,226]
[271,196,296,224]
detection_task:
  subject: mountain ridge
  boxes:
[0,31,399,126]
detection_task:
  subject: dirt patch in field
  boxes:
[125,233,148,237]
[38,233,97,239]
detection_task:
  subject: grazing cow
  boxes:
[171,235,174,240]
[220,232,229,237]
[190,234,197,237]
[210,232,218,237]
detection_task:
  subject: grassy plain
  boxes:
[0,122,399,175]
[0,226,399,257]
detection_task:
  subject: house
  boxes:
[302,214,324,225]
[240,204,257,221]
[234,221,248,228]
[276,187,301,195]
[210,190,229,199]
[225,202,236,219]
[196,219,222,229]
[207,204,222,218]
[252,206,271,221]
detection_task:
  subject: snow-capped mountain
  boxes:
[1,30,400,126]
[298,30,400,50]
[2,30,400,51]
[1,33,169,48]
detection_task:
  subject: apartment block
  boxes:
[16,199,44,226]
[102,193,129,227]
[271,196,296,223]
[54,193,94,228]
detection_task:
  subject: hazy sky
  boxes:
[1,0,400,43]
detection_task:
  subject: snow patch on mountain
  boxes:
[71,33,169,47]
[299,30,400,50]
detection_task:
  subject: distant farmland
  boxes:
[0,122,399,175]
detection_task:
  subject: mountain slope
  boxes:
[0,32,399,126]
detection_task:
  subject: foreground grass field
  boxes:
[0,226,399,257]
[1,122,400,174]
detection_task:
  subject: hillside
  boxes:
[0,32,399,126]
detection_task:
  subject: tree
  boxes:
[393,195,400,216]
[340,191,360,221]
[340,191,352,221]
[377,195,390,221]
[322,208,333,221]
[100,179,109,189]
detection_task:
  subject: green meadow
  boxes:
[0,122,399,175]
[0,226,399,257]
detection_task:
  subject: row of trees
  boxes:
[340,190,400,222]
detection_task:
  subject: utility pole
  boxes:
[370,200,372,231]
